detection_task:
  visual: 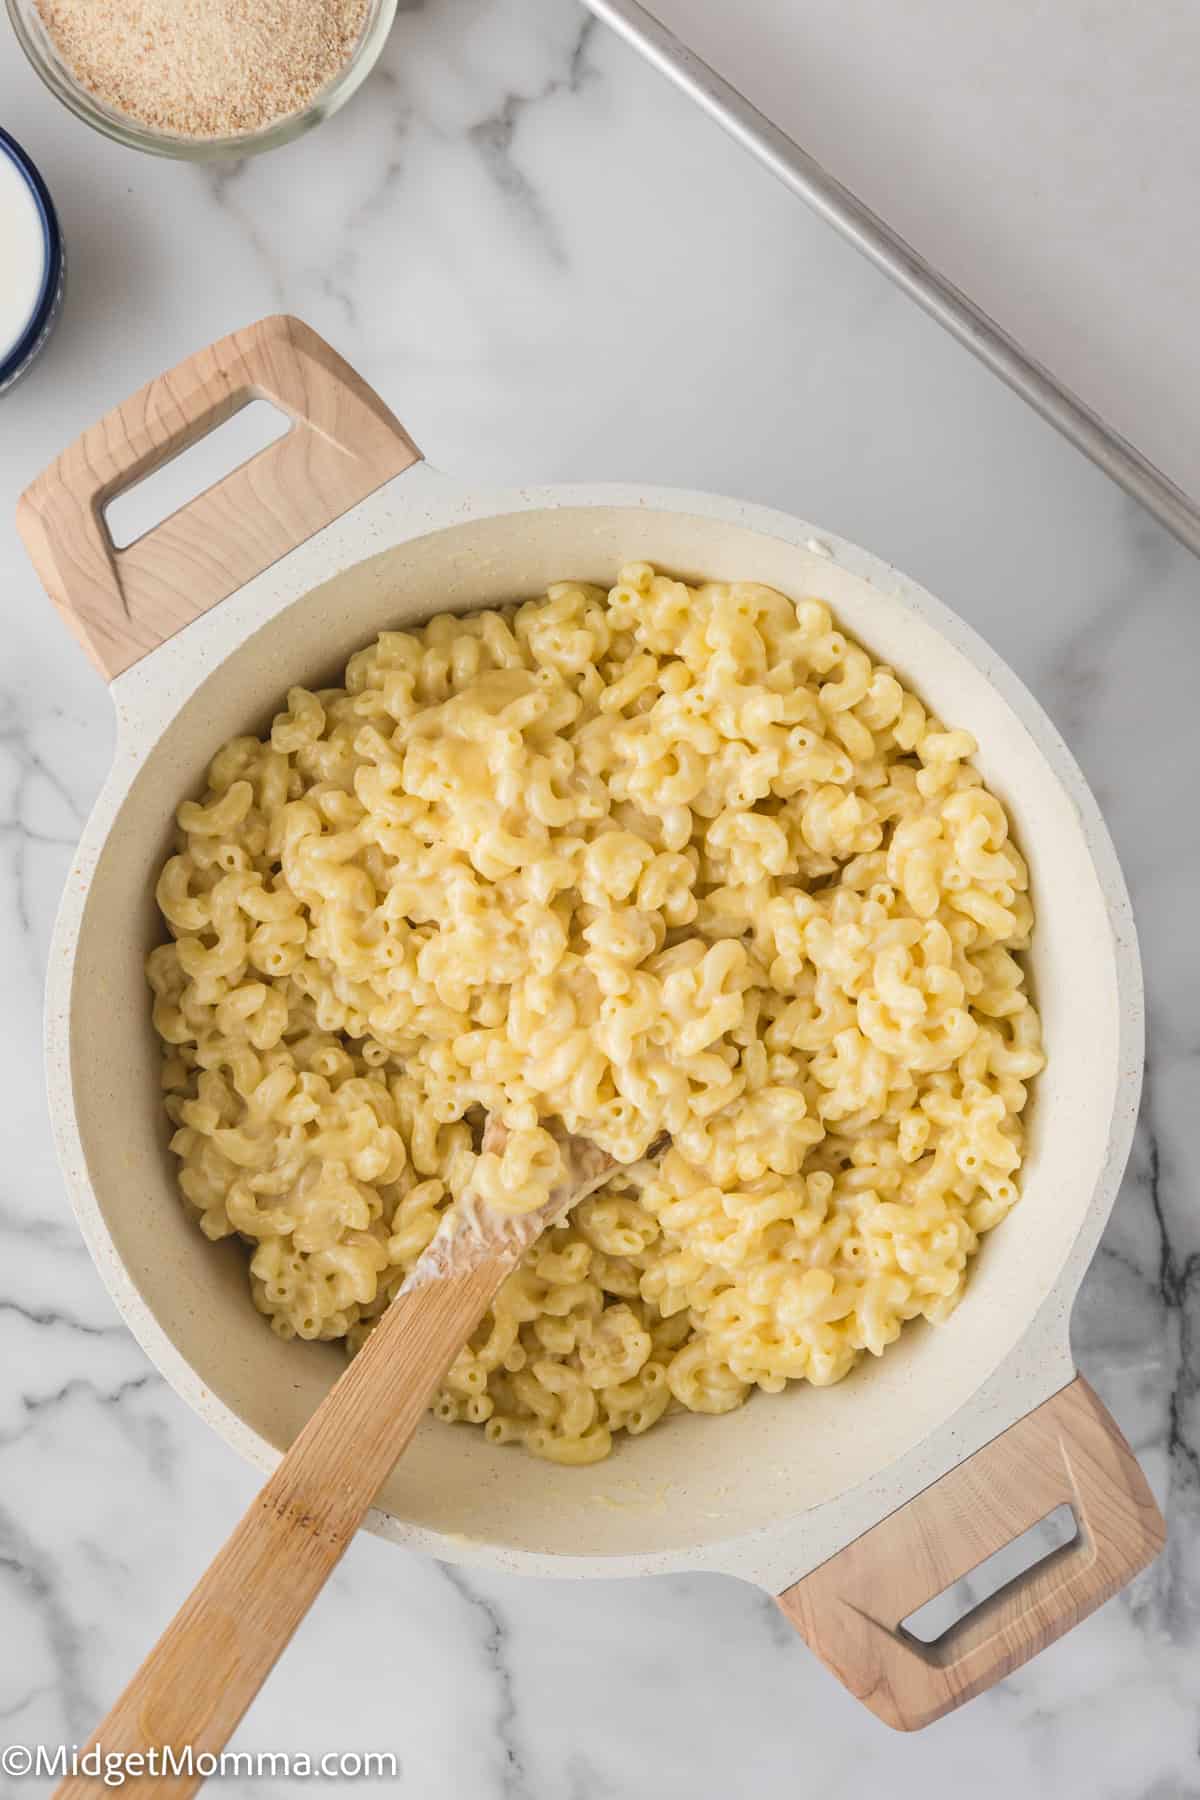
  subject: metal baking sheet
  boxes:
[587,0,1200,555]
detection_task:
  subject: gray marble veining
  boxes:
[1,0,1198,1793]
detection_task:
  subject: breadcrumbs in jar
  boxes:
[33,0,371,139]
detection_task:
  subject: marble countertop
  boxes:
[2,3,1197,1794]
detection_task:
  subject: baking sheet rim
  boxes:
[586,0,1200,558]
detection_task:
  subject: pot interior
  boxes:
[66,505,1122,1560]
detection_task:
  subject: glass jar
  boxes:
[5,0,397,160]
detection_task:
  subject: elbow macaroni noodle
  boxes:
[148,565,1044,1464]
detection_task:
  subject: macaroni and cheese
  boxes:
[148,564,1044,1463]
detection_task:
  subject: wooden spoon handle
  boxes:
[54,1258,506,1800]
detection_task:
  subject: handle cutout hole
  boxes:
[901,1501,1078,1646]
[104,399,291,550]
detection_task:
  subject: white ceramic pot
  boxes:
[20,317,1164,1731]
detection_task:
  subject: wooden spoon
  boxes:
[55,1122,656,1800]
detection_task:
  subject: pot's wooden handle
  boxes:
[51,1257,505,1800]
[776,1375,1164,1731]
[17,314,421,681]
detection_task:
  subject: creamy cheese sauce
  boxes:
[399,1129,620,1293]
